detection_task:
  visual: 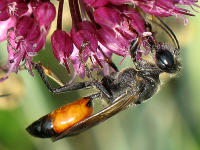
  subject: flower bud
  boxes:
[71,21,98,57]
[16,16,45,53]
[34,2,56,27]
[51,30,73,72]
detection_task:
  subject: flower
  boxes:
[34,2,56,28]
[51,30,73,73]
[0,0,199,82]
[83,0,198,17]
[0,1,55,81]
[0,16,16,42]
[94,5,146,56]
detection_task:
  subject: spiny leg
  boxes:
[98,46,119,72]
[130,37,141,62]
[32,63,92,94]
[129,37,159,71]
[33,63,113,99]
[80,42,114,99]
[130,23,155,70]
[79,57,113,99]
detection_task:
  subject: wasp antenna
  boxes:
[151,16,180,50]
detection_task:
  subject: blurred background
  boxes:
[0,1,200,150]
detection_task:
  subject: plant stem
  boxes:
[57,0,64,30]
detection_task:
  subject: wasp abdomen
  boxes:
[26,97,93,138]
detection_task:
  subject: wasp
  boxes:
[26,16,181,141]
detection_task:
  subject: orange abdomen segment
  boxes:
[49,97,93,134]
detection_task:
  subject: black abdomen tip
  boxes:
[26,115,56,138]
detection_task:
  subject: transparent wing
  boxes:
[53,90,140,141]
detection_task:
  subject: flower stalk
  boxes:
[69,0,82,30]
[57,0,64,30]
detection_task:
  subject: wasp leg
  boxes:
[33,63,92,94]
[130,37,141,62]
[78,52,114,99]
[50,82,92,94]
[145,22,153,33]
[130,36,158,71]
[130,22,156,67]
[98,46,119,72]
[105,58,119,72]
[33,63,113,98]
[92,79,113,99]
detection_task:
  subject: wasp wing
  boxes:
[53,90,140,141]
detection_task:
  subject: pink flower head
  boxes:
[83,0,199,17]
[51,30,73,73]
[94,5,146,57]
[83,0,109,7]
[70,21,103,80]
[15,16,46,54]
[0,0,199,83]
[0,0,28,21]
[0,16,16,42]
[69,46,86,83]
[136,0,195,17]
[172,0,199,6]
[0,15,48,81]
[72,21,98,56]
[0,0,10,21]
[83,0,131,7]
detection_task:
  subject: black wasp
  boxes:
[26,16,181,141]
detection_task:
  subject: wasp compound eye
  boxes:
[156,50,175,72]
